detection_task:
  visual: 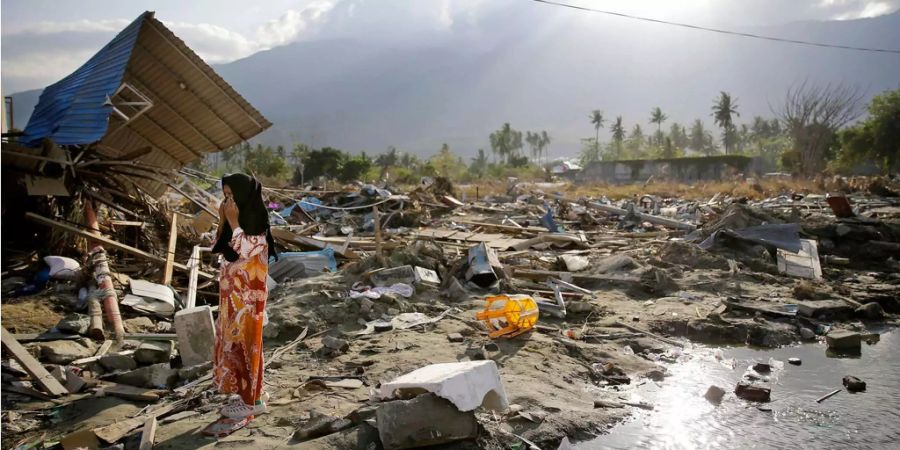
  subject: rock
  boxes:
[752,362,771,373]
[376,393,478,449]
[134,340,174,365]
[704,385,726,404]
[855,302,885,320]
[799,327,816,340]
[567,301,593,313]
[483,342,499,352]
[842,376,866,392]
[322,336,349,353]
[559,255,590,272]
[796,300,853,319]
[447,333,464,343]
[178,362,213,382]
[123,317,155,333]
[826,330,861,352]
[788,358,802,366]
[30,339,95,364]
[115,363,178,389]
[155,321,173,333]
[55,313,92,335]
[100,354,138,372]
[734,382,771,402]
[638,267,679,295]
[292,414,354,443]
[644,369,666,382]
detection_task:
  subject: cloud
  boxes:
[818,0,899,19]
[1,18,131,36]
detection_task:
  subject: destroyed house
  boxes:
[3,11,271,199]
[577,155,761,184]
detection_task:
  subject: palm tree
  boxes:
[589,110,605,152]
[649,107,668,146]
[610,116,625,160]
[539,131,551,163]
[712,91,740,154]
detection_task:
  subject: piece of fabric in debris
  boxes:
[698,223,802,253]
[214,228,269,405]
[349,283,414,299]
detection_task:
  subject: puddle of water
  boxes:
[580,330,900,449]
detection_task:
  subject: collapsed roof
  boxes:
[13,11,271,197]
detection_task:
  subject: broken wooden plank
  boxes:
[161,213,178,285]
[615,321,684,347]
[1,327,69,397]
[25,212,213,279]
[100,382,162,402]
[139,417,158,450]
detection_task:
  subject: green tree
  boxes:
[244,145,289,179]
[712,91,740,154]
[431,143,467,178]
[589,110,605,154]
[470,149,489,178]
[610,116,626,160]
[489,123,523,165]
[669,122,688,150]
[339,156,372,183]
[538,130,551,163]
[625,124,646,159]
[835,88,900,174]
[649,107,668,146]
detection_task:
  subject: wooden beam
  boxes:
[139,417,158,450]
[25,212,214,279]
[1,327,69,397]
[162,213,178,285]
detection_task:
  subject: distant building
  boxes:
[576,155,761,183]
[551,160,582,175]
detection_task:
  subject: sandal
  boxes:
[224,391,269,406]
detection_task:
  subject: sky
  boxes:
[2,0,899,93]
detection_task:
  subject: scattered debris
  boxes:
[734,382,771,402]
[843,376,867,392]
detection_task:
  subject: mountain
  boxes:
[11,10,900,158]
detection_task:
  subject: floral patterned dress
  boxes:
[214,228,269,405]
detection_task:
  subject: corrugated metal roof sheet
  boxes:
[20,13,147,147]
[13,11,272,198]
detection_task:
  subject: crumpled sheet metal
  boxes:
[698,223,803,253]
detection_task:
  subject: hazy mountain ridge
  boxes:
[11,11,900,158]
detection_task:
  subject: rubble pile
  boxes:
[2,174,900,449]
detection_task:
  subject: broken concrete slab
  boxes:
[134,340,174,365]
[29,339,96,365]
[855,302,885,320]
[559,254,590,272]
[734,382,771,402]
[826,330,862,352]
[796,300,853,319]
[115,363,179,389]
[704,385,726,404]
[376,393,479,449]
[55,313,92,335]
[100,353,138,372]
[174,306,215,367]
[843,375,866,392]
[178,361,212,383]
[379,360,508,412]
[123,317,156,334]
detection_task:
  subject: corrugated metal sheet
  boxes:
[19,13,147,147]
[13,11,273,198]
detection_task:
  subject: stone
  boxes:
[379,360,508,412]
[799,327,816,340]
[115,363,178,389]
[370,265,417,287]
[178,362,213,382]
[567,301,593,313]
[447,333,464,343]
[174,306,216,367]
[594,254,639,273]
[483,342,499,352]
[100,354,138,372]
[559,255,590,272]
[796,300,853,319]
[788,358,802,366]
[842,375,866,392]
[134,340,174,365]
[734,382,771,402]
[155,321,173,333]
[30,339,95,365]
[322,336,349,352]
[752,362,771,373]
[704,385,726,404]
[855,302,885,320]
[55,313,92,335]
[376,393,478,450]
[123,316,155,333]
[826,330,861,352]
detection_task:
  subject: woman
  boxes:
[211,173,277,420]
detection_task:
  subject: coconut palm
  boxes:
[712,91,740,154]
[649,107,668,146]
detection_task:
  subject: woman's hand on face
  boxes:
[223,198,239,229]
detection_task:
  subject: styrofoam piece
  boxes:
[379,360,508,412]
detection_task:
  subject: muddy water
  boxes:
[582,330,900,449]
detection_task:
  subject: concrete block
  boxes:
[115,363,178,389]
[376,393,478,449]
[797,300,853,318]
[379,360,508,412]
[734,382,771,402]
[174,306,216,367]
[826,330,861,352]
[134,340,174,365]
[100,353,137,372]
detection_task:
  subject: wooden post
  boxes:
[1,327,69,397]
[373,206,383,263]
[162,213,178,285]
[139,417,158,450]
[87,298,104,339]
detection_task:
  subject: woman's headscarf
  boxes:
[212,173,278,262]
